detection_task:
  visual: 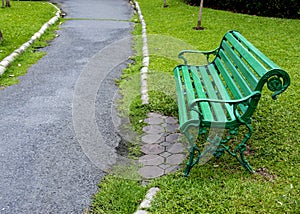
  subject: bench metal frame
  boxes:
[173,30,290,176]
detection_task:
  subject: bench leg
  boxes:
[234,128,254,173]
[213,135,230,159]
[183,123,255,175]
[184,144,200,176]
[213,128,238,159]
[183,129,219,176]
[216,124,255,173]
[183,131,201,177]
[184,128,225,176]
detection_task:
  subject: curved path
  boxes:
[0,0,133,213]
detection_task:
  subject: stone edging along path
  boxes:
[131,0,149,105]
[133,2,187,212]
[0,2,61,75]
[132,1,187,179]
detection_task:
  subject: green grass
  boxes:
[147,170,298,213]
[92,0,299,213]
[89,174,148,214]
[0,1,59,87]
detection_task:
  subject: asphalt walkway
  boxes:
[0,0,133,213]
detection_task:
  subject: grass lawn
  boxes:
[0,1,60,87]
[90,0,299,213]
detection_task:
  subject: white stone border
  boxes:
[133,1,149,105]
[0,2,61,75]
[132,2,160,213]
[134,187,160,214]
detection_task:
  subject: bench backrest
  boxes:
[214,30,290,100]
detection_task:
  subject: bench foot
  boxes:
[235,123,255,173]
[184,144,200,177]
[184,134,221,176]
[217,123,255,173]
[235,141,255,173]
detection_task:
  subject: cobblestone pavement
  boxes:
[138,113,187,179]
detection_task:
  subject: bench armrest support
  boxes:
[178,49,218,65]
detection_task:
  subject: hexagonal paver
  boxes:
[143,125,165,134]
[167,143,185,154]
[159,151,171,158]
[140,113,184,178]
[147,112,162,118]
[160,141,172,147]
[142,133,163,144]
[139,154,164,166]
[165,124,179,133]
[166,154,186,165]
[158,164,171,170]
[161,123,168,128]
[165,165,181,174]
[144,117,164,125]
[166,133,181,143]
[141,144,165,155]
[166,117,178,124]
[139,166,164,179]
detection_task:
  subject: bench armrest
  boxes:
[189,91,261,107]
[189,92,262,118]
[178,49,218,65]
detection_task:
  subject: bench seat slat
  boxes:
[207,64,236,121]
[190,66,214,121]
[174,67,188,125]
[197,66,227,122]
[181,66,200,121]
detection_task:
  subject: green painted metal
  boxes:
[174,30,290,176]
[190,66,214,121]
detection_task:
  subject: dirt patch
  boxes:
[244,145,255,156]
[256,167,276,181]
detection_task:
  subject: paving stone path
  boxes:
[138,113,187,179]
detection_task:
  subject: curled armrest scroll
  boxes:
[258,69,290,100]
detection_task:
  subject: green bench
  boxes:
[173,30,290,176]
